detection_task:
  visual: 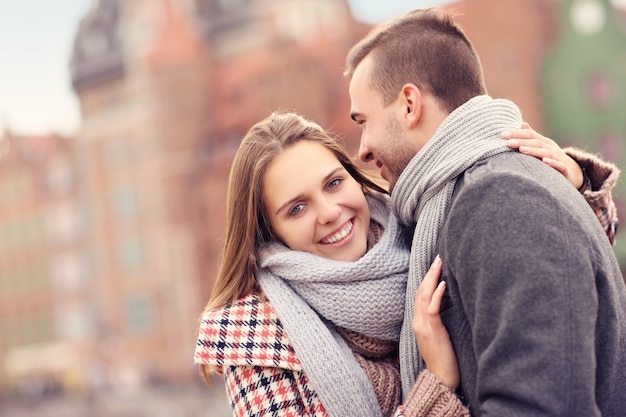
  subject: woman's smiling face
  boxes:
[262,140,370,262]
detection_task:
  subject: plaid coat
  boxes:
[195,292,408,417]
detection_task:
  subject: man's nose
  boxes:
[359,139,374,163]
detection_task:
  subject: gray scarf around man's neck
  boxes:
[391,95,522,396]
[257,192,409,417]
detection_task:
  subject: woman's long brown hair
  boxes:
[198,111,387,380]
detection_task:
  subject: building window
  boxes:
[24,212,45,246]
[46,157,74,196]
[217,0,247,12]
[598,130,623,163]
[0,174,30,206]
[14,264,27,294]
[112,186,137,220]
[56,302,90,341]
[118,237,143,272]
[36,310,56,343]
[29,261,48,290]
[3,318,19,348]
[47,202,79,244]
[570,0,606,36]
[9,219,24,249]
[104,138,131,167]
[125,294,152,334]
[587,70,614,110]
[51,251,84,292]
[0,224,8,252]
[0,268,11,296]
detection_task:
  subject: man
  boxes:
[344,8,626,416]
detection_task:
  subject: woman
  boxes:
[195,112,618,417]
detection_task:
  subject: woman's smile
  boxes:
[263,140,370,262]
[320,219,354,245]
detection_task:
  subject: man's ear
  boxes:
[400,84,422,128]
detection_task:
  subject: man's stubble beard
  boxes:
[383,115,419,193]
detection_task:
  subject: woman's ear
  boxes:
[400,84,422,128]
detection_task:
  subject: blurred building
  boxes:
[0,131,88,396]
[60,0,369,393]
[541,0,626,262]
[1,0,625,399]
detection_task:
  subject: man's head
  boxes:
[345,8,486,190]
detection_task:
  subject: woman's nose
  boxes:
[317,201,341,225]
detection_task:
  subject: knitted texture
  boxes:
[391,95,522,396]
[403,370,471,417]
[259,192,408,340]
[257,192,409,417]
[337,327,402,417]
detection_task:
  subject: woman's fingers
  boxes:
[417,255,442,302]
[540,157,567,175]
[414,256,442,335]
[428,280,446,317]
[502,123,583,188]
[413,256,461,389]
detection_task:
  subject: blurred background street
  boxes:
[0,0,625,415]
[0,377,230,417]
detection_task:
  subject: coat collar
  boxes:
[194,291,302,372]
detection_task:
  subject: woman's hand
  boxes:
[502,122,584,189]
[413,256,459,390]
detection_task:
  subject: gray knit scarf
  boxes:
[392,95,522,396]
[257,192,410,417]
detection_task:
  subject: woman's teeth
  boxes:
[321,221,353,244]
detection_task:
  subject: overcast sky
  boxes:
[0,0,90,136]
[0,0,624,136]
[348,0,449,23]
[0,0,453,136]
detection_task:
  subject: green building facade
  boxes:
[541,0,626,263]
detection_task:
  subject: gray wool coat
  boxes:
[438,152,626,416]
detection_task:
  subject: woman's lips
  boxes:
[320,219,354,244]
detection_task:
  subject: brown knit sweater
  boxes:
[404,371,471,417]
[337,326,470,417]
[337,326,402,416]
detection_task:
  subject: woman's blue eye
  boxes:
[288,204,304,217]
[328,178,343,189]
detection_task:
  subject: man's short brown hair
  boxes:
[344,8,487,113]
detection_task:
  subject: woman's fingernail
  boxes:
[501,131,511,138]
[507,139,519,147]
